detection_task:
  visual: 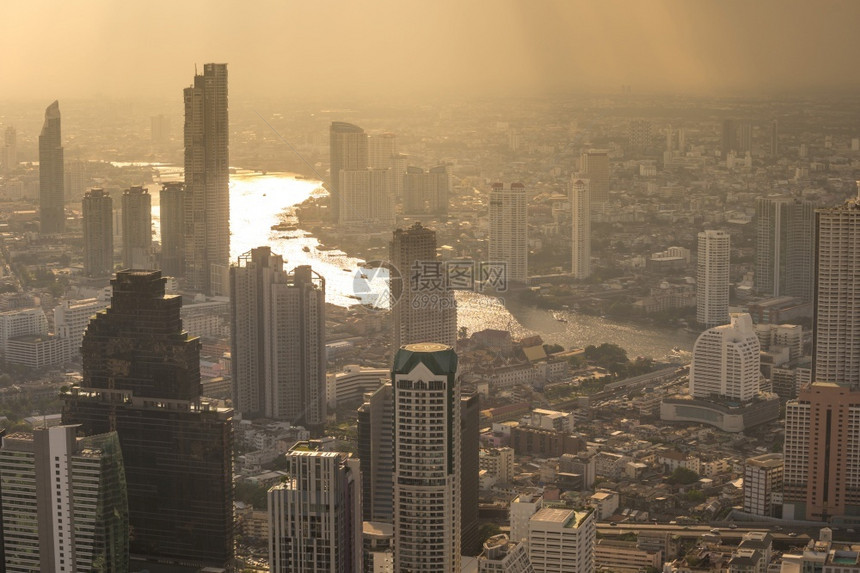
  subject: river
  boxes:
[140,167,696,361]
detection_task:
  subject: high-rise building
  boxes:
[489,182,528,284]
[82,188,114,278]
[813,194,860,388]
[570,178,591,280]
[357,383,395,524]
[330,122,368,223]
[0,307,48,359]
[393,343,461,572]
[510,493,542,543]
[689,313,761,402]
[391,153,408,200]
[62,270,233,569]
[736,121,752,154]
[0,426,128,573]
[404,165,449,217]
[150,114,170,144]
[579,151,609,207]
[461,393,481,556]
[783,382,860,521]
[184,63,229,295]
[696,230,730,328]
[528,507,595,573]
[2,126,17,174]
[721,119,736,159]
[478,535,534,573]
[231,247,326,429]
[368,132,397,169]
[53,298,108,359]
[627,120,653,154]
[158,182,186,277]
[338,168,394,226]
[770,119,779,157]
[39,101,65,234]
[755,197,816,301]
[121,186,152,269]
[268,441,362,573]
[744,453,783,518]
[64,160,86,204]
[389,223,457,351]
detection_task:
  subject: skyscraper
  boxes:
[357,383,395,523]
[231,247,326,429]
[744,453,783,518]
[755,197,816,301]
[770,119,779,157]
[338,168,394,226]
[489,182,528,284]
[393,343,461,572]
[579,151,609,207]
[63,270,233,569]
[368,132,397,169]
[329,122,368,223]
[689,313,761,401]
[783,382,860,521]
[184,63,229,295]
[1,126,16,175]
[0,426,128,573]
[721,119,736,159]
[404,165,449,217]
[696,230,730,328]
[158,182,185,277]
[461,393,481,556]
[812,194,860,388]
[39,101,65,234]
[389,223,456,351]
[121,186,152,269]
[268,441,362,573]
[570,178,591,279]
[82,188,114,278]
[627,120,652,154]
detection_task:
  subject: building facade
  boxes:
[689,313,761,401]
[389,223,457,351]
[579,151,609,208]
[82,188,114,278]
[184,63,230,295]
[570,178,591,280]
[121,186,152,269]
[744,453,783,518]
[268,442,362,573]
[404,165,449,217]
[329,122,368,223]
[0,426,128,573]
[489,183,528,284]
[158,182,186,277]
[393,343,461,572]
[754,197,816,301]
[62,270,233,569]
[39,101,64,234]
[697,230,731,328]
[528,507,595,573]
[231,247,326,429]
[813,195,860,388]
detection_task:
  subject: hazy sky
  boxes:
[2,0,859,101]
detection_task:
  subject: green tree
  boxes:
[667,467,700,485]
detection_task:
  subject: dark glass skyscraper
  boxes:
[63,270,233,570]
[184,63,229,295]
[39,101,65,234]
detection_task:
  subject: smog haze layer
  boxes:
[2,0,860,102]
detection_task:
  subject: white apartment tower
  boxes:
[813,192,860,389]
[697,229,731,328]
[528,507,595,573]
[0,307,48,358]
[570,178,591,279]
[268,442,362,573]
[338,168,394,226]
[489,182,528,284]
[689,313,761,401]
[230,247,326,430]
[393,343,461,572]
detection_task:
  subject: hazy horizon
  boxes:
[2,0,860,102]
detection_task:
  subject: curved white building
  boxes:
[690,313,760,401]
